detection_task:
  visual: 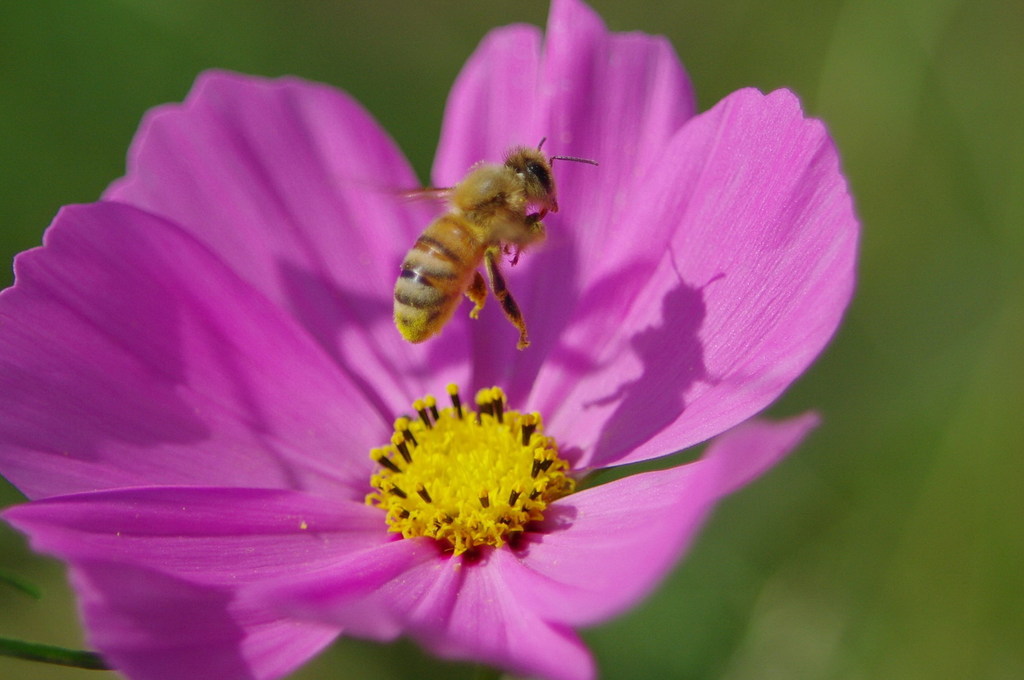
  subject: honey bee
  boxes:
[393,142,597,350]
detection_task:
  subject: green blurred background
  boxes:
[1,0,1020,678]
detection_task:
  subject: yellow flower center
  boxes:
[366,384,575,555]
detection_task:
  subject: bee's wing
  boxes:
[343,178,452,205]
[400,187,453,204]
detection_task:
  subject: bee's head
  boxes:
[505,147,559,214]
[505,142,599,216]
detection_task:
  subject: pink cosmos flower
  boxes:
[0,1,857,679]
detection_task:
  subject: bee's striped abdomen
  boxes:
[394,215,483,343]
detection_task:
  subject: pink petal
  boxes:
[511,414,818,626]
[423,554,596,680]
[433,0,695,388]
[69,563,338,680]
[0,202,380,499]
[104,70,465,408]
[259,538,453,641]
[539,0,697,223]
[4,486,387,680]
[3,487,388,577]
[541,88,857,468]
[433,24,544,183]
[265,541,595,680]
[435,0,695,193]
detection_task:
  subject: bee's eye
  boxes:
[525,161,552,194]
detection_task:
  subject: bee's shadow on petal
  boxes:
[585,273,722,467]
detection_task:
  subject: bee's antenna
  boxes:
[536,136,597,165]
[550,155,599,166]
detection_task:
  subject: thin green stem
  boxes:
[0,569,42,599]
[0,636,111,670]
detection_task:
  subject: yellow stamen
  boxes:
[366,385,574,555]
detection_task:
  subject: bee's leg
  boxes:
[509,216,546,266]
[484,247,529,349]
[466,270,487,319]
[507,245,523,266]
